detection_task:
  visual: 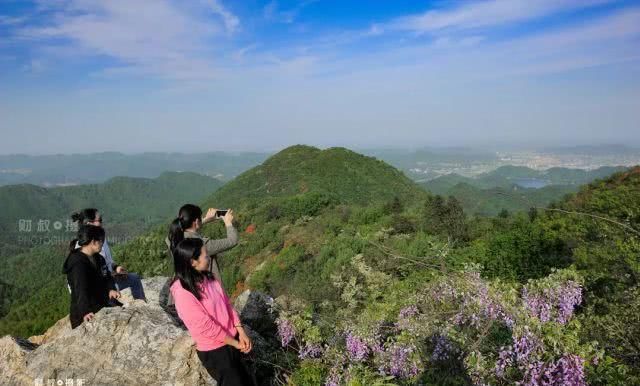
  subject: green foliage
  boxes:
[249,245,307,294]
[289,361,328,385]
[465,214,571,282]
[261,192,337,222]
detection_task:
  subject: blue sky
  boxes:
[0,0,639,154]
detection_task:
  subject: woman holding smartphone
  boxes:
[170,238,255,385]
[166,204,238,287]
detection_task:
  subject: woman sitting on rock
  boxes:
[72,208,146,301]
[63,224,121,329]
[170,238,256,386]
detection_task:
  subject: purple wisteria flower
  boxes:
[494,326,586,386]
[523,280,582,325]
[444,274,514,328]
[431,335,454,361]
[396,305,419,330]
[299,343,323,359]
[276,317,295,347]
[379,342,421,379]
[556,282,582,324]
[513,328,541,364]
[552,354,586,386]
[495,347,513,378]
[325,366,342,386]
[519,354,586,386]
[345,331,370,361]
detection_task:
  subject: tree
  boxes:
[423,195,469,243]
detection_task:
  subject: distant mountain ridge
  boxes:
[0,171,223,256]
[0,152,270,186]
[420,165,627,215]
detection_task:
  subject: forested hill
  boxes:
[205,145,429,209]
[0,171,222,257]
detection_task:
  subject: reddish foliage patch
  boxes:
[230,280,247,299]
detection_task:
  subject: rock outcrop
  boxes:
[0,277,279,386]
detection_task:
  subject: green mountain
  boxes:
[481,165,626,187]
[444,182,576,216]
[485,165,541,179]
[205,145,429,208]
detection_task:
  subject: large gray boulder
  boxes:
[0,300,214,386]
[233,290,277,337]
[0,277,280,386]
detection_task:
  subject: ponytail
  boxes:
[168,218,185,251]
[71,208,99,225]
[168,204,202,251]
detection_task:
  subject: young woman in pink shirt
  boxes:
[170,238,256,386]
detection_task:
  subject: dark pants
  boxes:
[197,341,257,386]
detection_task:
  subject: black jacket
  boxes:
[63,250,116,329]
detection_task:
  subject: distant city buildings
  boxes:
[407,150,640,180]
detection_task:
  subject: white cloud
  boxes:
[232,43,259,62]
[263,0,318,24]
[286,6,640,80]
[0,15,28,26]
[388,0,616,33]
[206,0,240,33]
[14,0,239,81]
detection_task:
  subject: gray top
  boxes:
[165,224,239,287]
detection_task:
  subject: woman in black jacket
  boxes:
[63,225,121,329]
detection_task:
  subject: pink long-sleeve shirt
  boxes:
[170,278,241,351]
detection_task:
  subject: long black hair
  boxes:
[168,204,202,251]
[71,208,99,225]
[172,238,212,300]
[69,224,106,254]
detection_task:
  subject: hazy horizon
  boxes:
[0,142,639,157]
[1,1,639,154]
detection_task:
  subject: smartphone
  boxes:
[215,209,229,218]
